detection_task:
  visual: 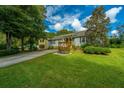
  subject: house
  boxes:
[37,38,48,50]
[48,31,87,48]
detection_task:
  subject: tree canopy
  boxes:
[0,5,46,51]
[57,29,73,35]
[85,6,110,47]
[117,25,124,41]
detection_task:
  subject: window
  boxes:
[81,37,86,43]
[52,41,55,44]
[40,39,44,42]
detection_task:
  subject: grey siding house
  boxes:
[48,31,87,47]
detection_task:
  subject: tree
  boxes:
[46,29,73,38]
[117,25,124,42]
[57,29,73,35]
[46,32,57,38]
[85,6,110,47]
[0,6,20,50]
[10,7,33,51]
[21,6,46,50]
[12,22,32,51]
[0,6,46,51]
[13,6,46,51]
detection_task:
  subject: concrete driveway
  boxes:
[0,50,57,68]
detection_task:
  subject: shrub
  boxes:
[72,45,80,50]
[109,44,122,48]
[72,45,76,50]
[81,43,91,49]
[120,43,124,48]
[0,48,20,57]
[109,38,121,45]
[109,38,124,48]
[84,46,111,55]
[0,44,6,50]
[48,46,54,49]
[58,45,70,54]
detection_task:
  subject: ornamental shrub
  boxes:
[0,48,19,57]
[0,44,6,50]
[84,46,111,55]
[80,43,91,49]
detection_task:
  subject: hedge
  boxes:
[81,43,91,49]
[0,44,6,50]
[0,49,20,57]
[84,46,111,55]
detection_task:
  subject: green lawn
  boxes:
[0,48,124,88]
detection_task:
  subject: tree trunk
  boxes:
[29,37,34,51]
[21,37,24,51]
[6,32,12,50]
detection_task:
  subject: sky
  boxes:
[45,5,124,35]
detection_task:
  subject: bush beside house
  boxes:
[48,46,54,49]
[80,44,91,49]
[58,45,70,54]
[0,48,20,57]
[83,46,111,55]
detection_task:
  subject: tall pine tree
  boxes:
[85,6,110,47]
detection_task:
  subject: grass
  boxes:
[0,32,5,44]
[0,48,124,87]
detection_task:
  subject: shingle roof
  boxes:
[48,31,86,40]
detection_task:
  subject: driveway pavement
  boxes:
[0,50,57,68]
